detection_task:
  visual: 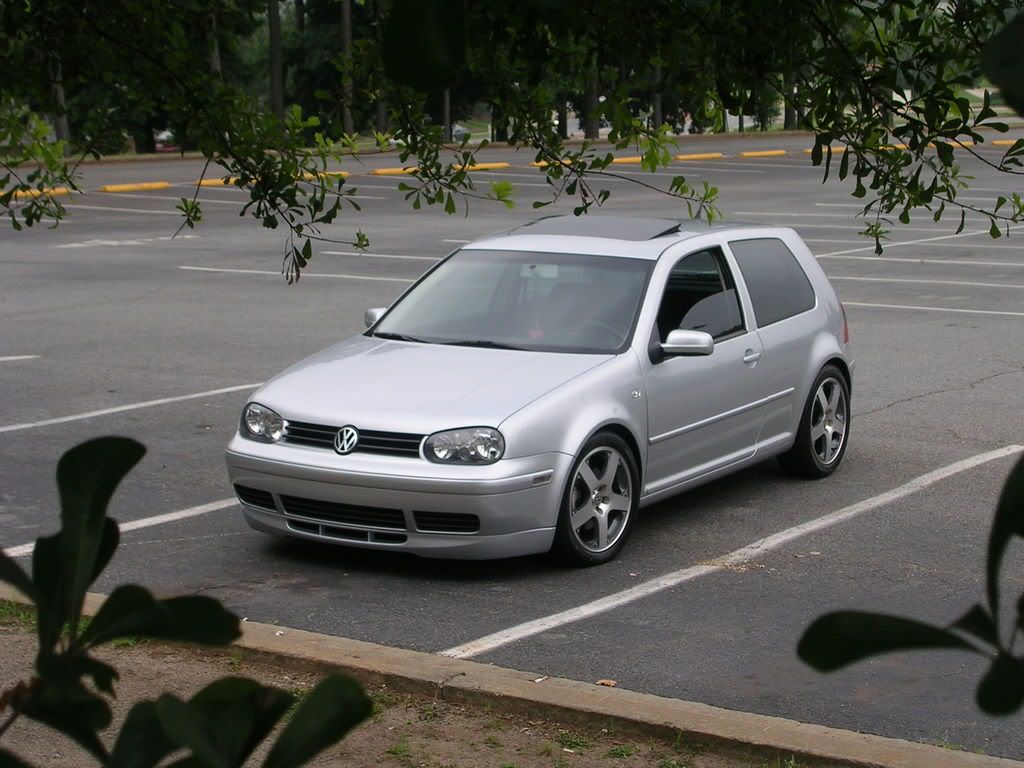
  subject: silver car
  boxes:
[226,216,853,565]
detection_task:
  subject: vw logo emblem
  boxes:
[334,425,359,455]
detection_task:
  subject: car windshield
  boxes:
[371,249,653,353]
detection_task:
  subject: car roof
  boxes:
[463,215,790,260]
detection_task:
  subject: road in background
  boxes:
[3,136,1024,756]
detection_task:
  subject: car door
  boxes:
[642,247,769,496]
[726,237,818,449]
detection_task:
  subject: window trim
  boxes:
[726,237,818,330]
[655,245,748,344]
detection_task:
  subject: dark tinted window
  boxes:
[729,238,816,327]
[655,248,744,342]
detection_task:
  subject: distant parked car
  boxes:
[226,216,853,565]
[153,129,179,153]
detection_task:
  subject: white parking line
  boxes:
[179,266,415,282]
[830,275,1024,289]
[440,445,1024,659]
[322,250,438,261]
[845,301,1024,318]
[0,355,40,362]
[0,383,262,434]
[443,239,471,244]
[63,204,183,216]
[3,497,238,558]
[817,254,1024,267]
[817,228,1004,256]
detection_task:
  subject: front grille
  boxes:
[280,494,407,530]
[234,485,275,510]
[283,420,424,457]
[414,511,481,534]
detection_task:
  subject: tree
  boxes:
[3,1,1024,280]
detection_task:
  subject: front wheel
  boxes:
[779,365,850,479]
[552,432,639,566]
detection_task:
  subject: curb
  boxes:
[12,187,70,200]
[0,587,1018,768]
[99,181,171,193]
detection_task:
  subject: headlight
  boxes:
[424,427,504,464]
[241,402,285,442]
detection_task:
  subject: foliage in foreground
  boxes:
[798,454,1024,715]
[0,437,372,767]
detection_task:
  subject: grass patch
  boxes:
[385,739,410,757]
[109,635,149,649]
[659,758,695,768]
[283,687,311,722]
[0,600,36,629]
[483,734,502,749]
[606,744,638,758]
[556,729,590,751]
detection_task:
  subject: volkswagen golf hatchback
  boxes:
[226,216,853,565]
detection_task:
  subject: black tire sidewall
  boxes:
[553,432,640,566]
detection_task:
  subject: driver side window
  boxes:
[655,248,745,342]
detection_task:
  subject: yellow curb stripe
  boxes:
[12,187,70,199]
[802,147,848,154]
[453,162,511,171]
[299,170,351,180]
[881,143,908,151]
[371,167,418,176]
[197,177,238,187]
[740,150,787,157]
[99,181,171,192]
[610,156,643,164]
[529,160,570,168]
[675,152,724,161]
[993,139,1019,146]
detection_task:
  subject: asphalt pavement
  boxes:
[3,132,1024,756]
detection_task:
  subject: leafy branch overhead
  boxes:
[3,1,1024,277]
[798,455,1024,715]
[0,437,372,767]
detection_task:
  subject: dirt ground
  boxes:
[0,611,811,768]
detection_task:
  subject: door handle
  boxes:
[742,349,762,364]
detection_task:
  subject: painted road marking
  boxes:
[0,384,262,435]
[845,301,1024,318]
[321,250,438,261]
[440,445,1024,659]
[63,204,183,216]
[55,235,199,249]
[816,228,1017,256]
[3,498,239,559]
[830,275,1024,289]
[179,266,416,282]
[0,355,40,363]
[443,239,471,244]
[817,254,1024,267]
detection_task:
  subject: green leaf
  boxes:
[798,611,976,672]
[0,550,36,602]
[108,702,177,768]
[986,455,1024,623]
[158,678,292,768]
[56,437,146,635]
[990,218,1002,239]
[977,655,1024,715]
[79,585,240,649]
[262,675,372,768]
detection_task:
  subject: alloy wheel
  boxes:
[810,376,848,465]
[568,446,633,553]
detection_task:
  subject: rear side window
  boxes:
[728,238,816,327]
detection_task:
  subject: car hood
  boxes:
[252,336,612,434]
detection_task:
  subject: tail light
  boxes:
[840,303,849,345]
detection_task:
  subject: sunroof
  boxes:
[515,215,682,241]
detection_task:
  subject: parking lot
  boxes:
[3,134,1024,757]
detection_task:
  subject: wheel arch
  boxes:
[823,355,852,394]
[584,421,645,489]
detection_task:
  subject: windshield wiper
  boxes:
[372,331,431,343]
[438,339,526,350]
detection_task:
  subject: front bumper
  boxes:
[225,435,573,559]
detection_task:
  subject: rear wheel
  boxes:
[553,432,639,566]
[779,365,850,478]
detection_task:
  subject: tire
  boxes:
[778,364,851,479]
[552,432,640,566]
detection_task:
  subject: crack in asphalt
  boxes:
[858,364,1024,418]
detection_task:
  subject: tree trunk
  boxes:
[442,87,451,142]
[557,101,568,139]
[738,113,745,132]
[268,0,284,122]
[492,104,508,142]
[295,0,305,32]
[783,75,797,129]
[341,0,355,135]
[584,57,600,140]
[373,0,386,132]
[651,62,663,130]
[48,52,70,153]
[208,14,223,77]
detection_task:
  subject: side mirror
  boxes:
[364,307,386,328]
[661,329,714,357]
